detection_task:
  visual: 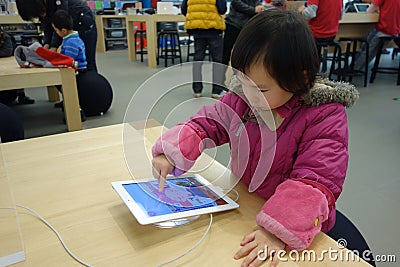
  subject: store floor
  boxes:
[11,50,400,266]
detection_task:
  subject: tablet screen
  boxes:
[122,177,228,217]
[355,3,369,12]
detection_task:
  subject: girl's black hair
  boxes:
[16,0,46,21]
[231,9,319,96]
[52,10,73,31]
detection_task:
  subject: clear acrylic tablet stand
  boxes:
[0,139,25,266]
[152,215,201,228]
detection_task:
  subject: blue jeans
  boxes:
[353,29,394,71]
[192,35,225,94]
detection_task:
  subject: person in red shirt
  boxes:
[298,0,343,72]
[353,0,400,71]
[298,0,343,40]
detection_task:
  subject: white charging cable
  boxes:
[156,213,213,267]
[155,188,240,266]
[2,188,239,267]
[0,205,93,267]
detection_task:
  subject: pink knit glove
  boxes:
[256,179,330,251]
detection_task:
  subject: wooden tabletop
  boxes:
[2,123,371,266]
[340,13,379,24]
[0,15,38,24]
[0,57,81,132]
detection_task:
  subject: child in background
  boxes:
[51,10,87,121]
[16,0,97,72]
[52,10,87,72]
[152,9,359,267]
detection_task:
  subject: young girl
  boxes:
[152,9,358,267]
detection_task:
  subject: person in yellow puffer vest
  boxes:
[181,0,227,98]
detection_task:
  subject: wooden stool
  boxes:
[370,36,400,85]
[339,37,369,87]
[134,22,147,62]
[156,22,182,67]
[316,40,342,81]
[157,29,182,67]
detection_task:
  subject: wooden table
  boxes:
[0,14,38,24]
[338,13,379,39]
[124,12,382,68]
[126,14,186,68]
[1,122,371,266]
[0,57,82,131]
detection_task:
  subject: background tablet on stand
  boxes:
[354,3,370,13]
[112,174,239,228]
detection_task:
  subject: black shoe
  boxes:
[382,49,390,54]
[54,101,63,108]
[17,95,35,104]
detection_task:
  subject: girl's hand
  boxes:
[43,44,50,49]
[151,154,174,192]
[234,227,285,267]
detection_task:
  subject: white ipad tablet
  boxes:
[112,174,239,225]
[354,3,370,13]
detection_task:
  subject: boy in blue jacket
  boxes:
[51,9,87,121]
[52,10,87,72]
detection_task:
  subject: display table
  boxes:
[0,57,81,131]
[2,122,372,266]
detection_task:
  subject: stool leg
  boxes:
[345,41,352,82]
[134,31,138,61]
[140,31,144,62]
[370,40,385,83]
[336,45,342,81]
[176,34,182,64]
[397,61,400,85]
[364,42,369,87]
[328,46,336,80]
[322,47,328,73]
[170,33,175,65]
[347,40,355,83]
[397,58,400,85]
[164,34,168,67]
[157,34,160,66]
[329,45,341,81]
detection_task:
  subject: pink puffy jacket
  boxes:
[152,78,359,250]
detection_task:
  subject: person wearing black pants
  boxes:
[192,35,225,98]
[222,24,242,70]
[15,0,98,72]
[78,23,97,72]
[181,0,227,98]
[222,0,264,81]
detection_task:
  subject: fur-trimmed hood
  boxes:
[228,75,359,108]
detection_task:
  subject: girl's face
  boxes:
[238,62,293,111]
